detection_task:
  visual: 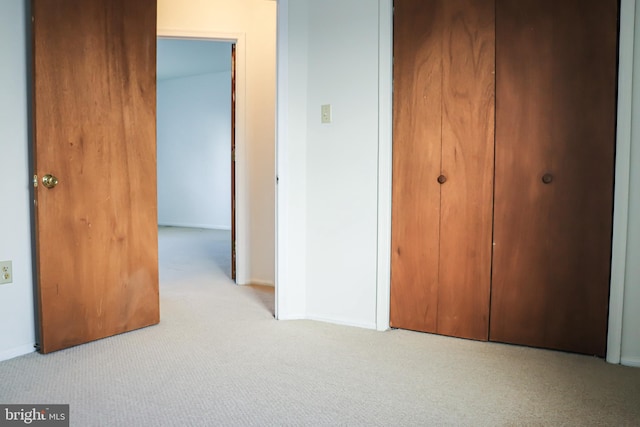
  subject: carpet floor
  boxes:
[0,227,639,426]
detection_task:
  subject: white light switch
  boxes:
[321,104,332,124]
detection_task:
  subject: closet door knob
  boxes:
[437,175,447,184]
[541,173,553,184]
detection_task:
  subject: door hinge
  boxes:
[33,174,38,188]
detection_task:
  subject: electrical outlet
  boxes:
[0,261,12,285]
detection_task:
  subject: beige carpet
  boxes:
[0,226,639,426]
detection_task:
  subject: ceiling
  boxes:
[157,39,233,81]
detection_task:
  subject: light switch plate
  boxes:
[321,104,332,124]
[0,260,12,284]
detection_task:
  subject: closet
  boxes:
[390,0,617,357]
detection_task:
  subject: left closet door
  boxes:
[390,0,495,340]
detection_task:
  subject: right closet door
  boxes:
[490,0,618,357]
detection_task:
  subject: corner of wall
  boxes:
[275,0,308,320]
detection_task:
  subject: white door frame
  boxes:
[375,0,393,331]
[607,0,635,365]
[157,29,249,285]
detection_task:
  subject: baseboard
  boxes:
[306,314,377,330]
[276,313,306,321]
[0,344,35,362]
[245,280,274,287]
[158,222,231,231]
[621,357,640,368]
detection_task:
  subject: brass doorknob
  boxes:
[541,173,553,184]
[42,174,59,189]
[437,175,447,184]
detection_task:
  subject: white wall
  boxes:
[157,71,232,230]
[157,0,276,285]
[0,0,36,360]
[278,0,640,364]
[278,0,382,328]
[304,0,380,328]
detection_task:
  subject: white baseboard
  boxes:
[0,344,35,362]
[276,313,306,321]
[621,357,640,368]
[275,314,376,329]
[306,314,377,330]
[158,222,231,231]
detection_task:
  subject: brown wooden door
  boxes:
[32,0,159,353]
[390,0,495,340]
[490,0,617,356]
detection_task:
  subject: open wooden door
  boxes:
[32,0,159,353]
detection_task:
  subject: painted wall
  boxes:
[157,71,232,230]
[158,0,276,285]
[304,0,380,328]
[278,0,640,364]
[0,0,36,360]
[278,0,381,328]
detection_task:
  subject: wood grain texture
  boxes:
[33,0,159,353]
[390,0,443,333]
[490,0,617,356]
[391,0,495,340]
[438,0,495,340]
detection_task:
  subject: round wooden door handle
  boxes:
[541,173,553,184]
[437,175,447,184]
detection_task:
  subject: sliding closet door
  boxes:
[490,0,617,356]
[390,0,495,340]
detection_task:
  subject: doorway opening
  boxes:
[156,37,236,282]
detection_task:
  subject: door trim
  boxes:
[157,29,249,285]
[275,0,288,320]
[231,42,237,282]
[607,0,635,365]
[375,0,393,331]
